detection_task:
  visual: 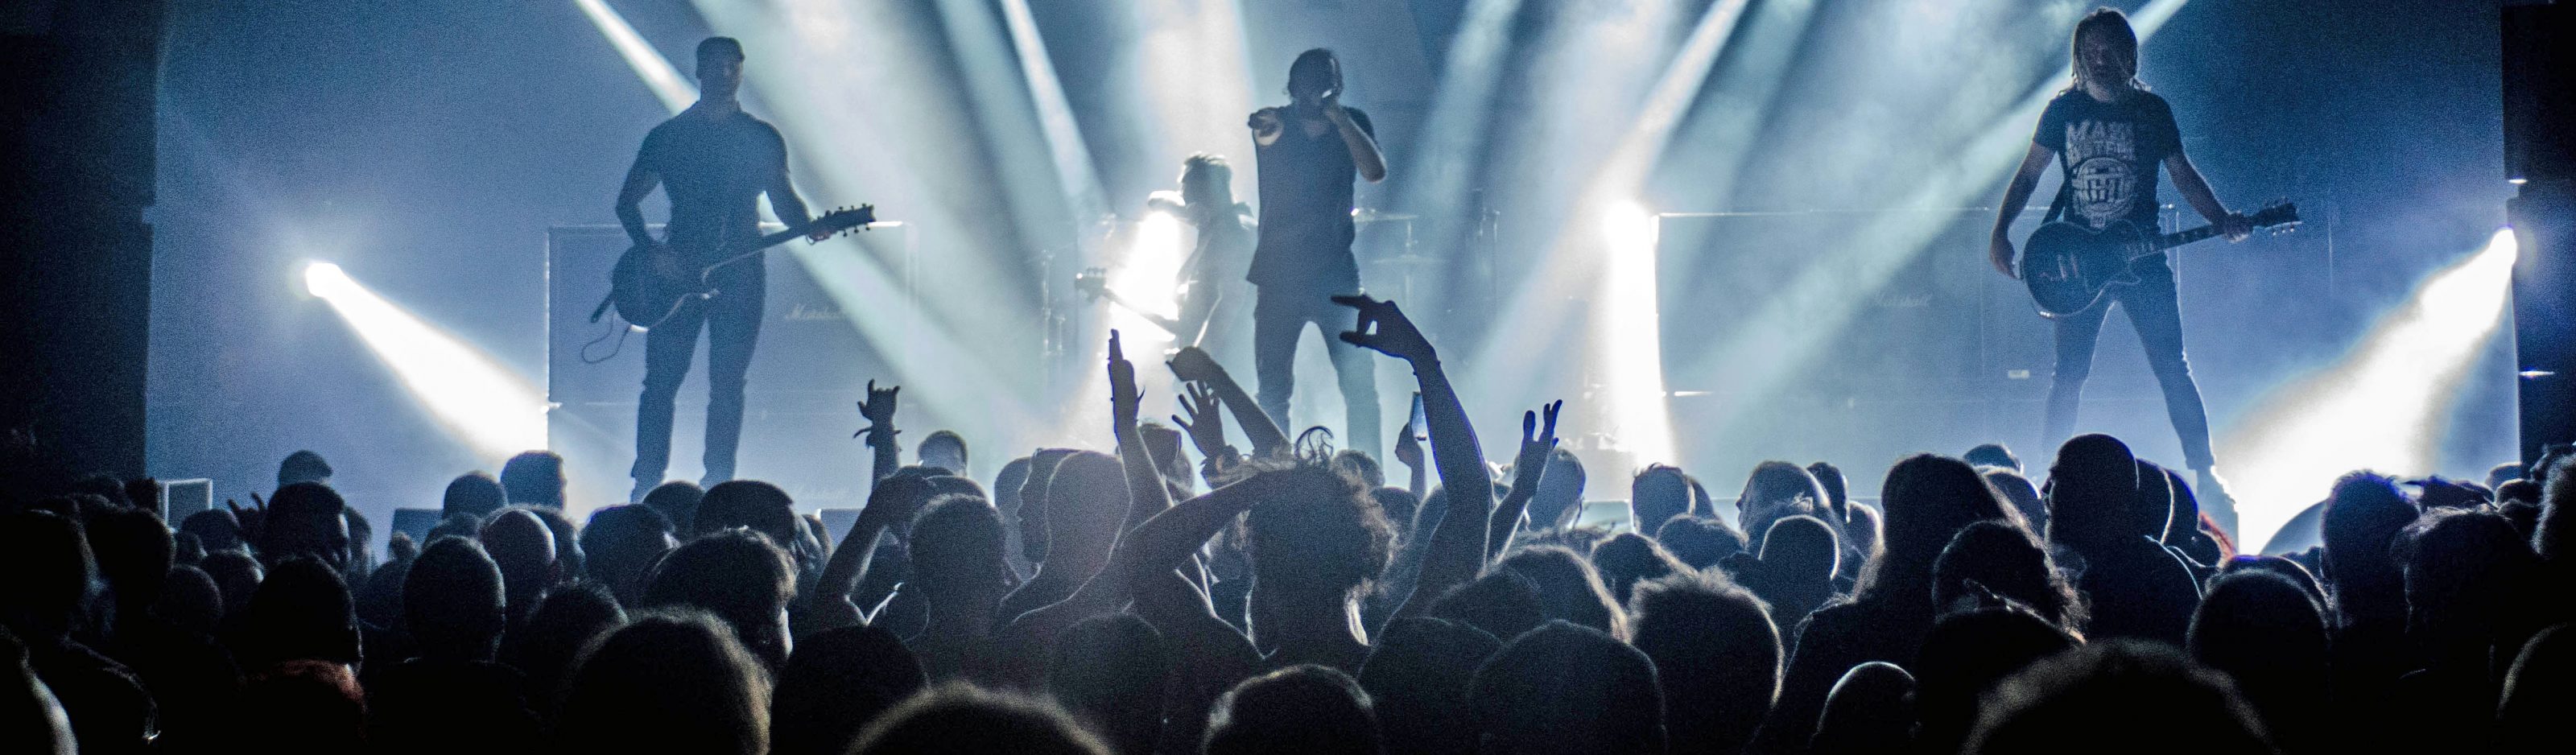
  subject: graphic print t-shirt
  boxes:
[636,110,789,261]
[2033,89,2181,231]
[1249,106,1374,295]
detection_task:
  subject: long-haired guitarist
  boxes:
[611,36,828,502]
[1988,8,2251,522]
[1143,153,1257,364]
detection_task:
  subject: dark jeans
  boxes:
[634,261,764,489]
[2043,259,2215,469]
[1253,287,1380,460]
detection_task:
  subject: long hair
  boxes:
[2067,7,2145,93]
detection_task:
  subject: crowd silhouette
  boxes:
[6,292,2574,755]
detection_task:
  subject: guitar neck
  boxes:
[702,220,822,274]
[2135,224,2224,261]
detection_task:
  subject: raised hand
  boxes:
[227,492,269,547]
[1512,400,1563,493]
[1333,294,1436,364]
[1108,330,1142,432]
[1392,420,1424,469]
[1173,381,1228,460]
[1248,107,1284,141]
[859,380,899,425]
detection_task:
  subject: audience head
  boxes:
[1371,486,1421,540]
[1331,448,1385,489]
[2319,470,2416,618]
[402,536,506,662]
[1865,454,2012,609]
[441,472,506,522]
[642,480,705,534]
[278,449,333,488]
[852,683,1108,755]
[479,507,559,617]
[85,504,173,611]
[1631,464,1694,536]
[696,480,802,550]
[1967,443,2022,472]
[1737,461,1829,551]
[558,610,772,755]
[260,481,352,571]
[1626,570,1779,755]
[2187,570,2326,744]
[1017,448,1080,563]
[1759,514,1843,585]
[1526,448,1587,531]
[1240,464,1394,644]
[2392,506,2537,646]
[2499,625,2576,753]
[1497,546,1627,638]
[158,564,225,636]
[238,557,360,668]
[1913,606,2079,753]
[580,504,676,604]
[1358,617,1501,755]
[2043,435,2143,551]
[1932,520,2083,632]
[1206,664,1382,755]
[1046,613,1168,755]
[1965,639,2272,754]
[1034,451,1128,573]
[200,549,262,622]
[773,624,927,755]
[919,430,970,476]
[1588,532,1685,606]
[907,494,1013,611]
[508,581,625,714]
[644,528,796,669]
[2130,460,2178,544]
[180,508,243,554]
[1427,568,1547,643]
[497,450,566,509]
[1810,662,1918,755]
[0,511,95,640]
[1653,514,1746,570]
[1984,467,2048,535]
[1468,621,1666,755]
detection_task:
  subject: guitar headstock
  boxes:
[2248,199,2301,236]
[808,204,878,239]
[1072,266,1110,301]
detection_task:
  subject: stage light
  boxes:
[1596,200,1678,466]
[1106,210,1187,344]
[303,261,550,460]
[574,0,696,112]
[2220,229,2520,550]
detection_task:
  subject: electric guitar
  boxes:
[605,205,875,330]
[2021,200,2299,318]
[1073,266,1216,347]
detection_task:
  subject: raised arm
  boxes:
[1486,401,1562,560]
[1988,142,2054,278]
[1003,476,1269,643]
[1169,346,1288,456]
[1320,94,1386,183]
[857,381,901,485]
[807,474,931,629]
[1108,332,1173,534]
[1333,295,1491,621]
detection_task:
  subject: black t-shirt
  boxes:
[636,109,788,259]
[2034,89,2181,230]
[1249,106,1374,295]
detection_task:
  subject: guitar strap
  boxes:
[2041,180,2074,225]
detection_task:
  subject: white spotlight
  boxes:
[1594,200,1677,466]
[304,262,549,459]
[2222,229,2520,549]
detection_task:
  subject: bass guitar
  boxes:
[605,205,875,330]
[2021,200,2299,318]
[1073,266,1218,348]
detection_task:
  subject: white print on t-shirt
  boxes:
[2065,119,2140,229]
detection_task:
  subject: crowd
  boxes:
[6,293,2573,754]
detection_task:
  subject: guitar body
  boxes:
[610,243,704,330]
[603,204,876,331]
[2022,219,2153,318]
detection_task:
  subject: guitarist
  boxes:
[612,36,828,501]
[1987,9,2250,526]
